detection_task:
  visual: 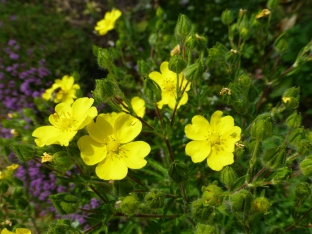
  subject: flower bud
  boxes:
[295,182,311,201]
[251,113,273,141]
[282,87,300,109]
[201,182,224,206]
[262,146,286,169]
[168,160,188,183]
[174,14,192,39]
[288,127,305,147]
[298,139,312,156]
[220,166,238,188]
[300,155,312,176]
[266,226,284,234]
[185,33,198,49]
[92,78,122,103]
[120,194,139,216]
[230,189,253,213]
[267,0,279,10]
[195,34,208,50]
[191,199,219,223]
[194,224,216,234]
[137,60,150,76]
[274,33,288,53]
[221,9,233,25]
[144,188,164,208]
[286,111,302,129]
[113,178,135,197]
[97,48,113,69]
[251,196,270,213]
[168,55,186,74]
[183,60,205,82]
[143,78,162,103]
[49,193,79,215]
[239,27,249,40]
[10,143,38,162]
[52,151,73,173]
[272,166,291,183]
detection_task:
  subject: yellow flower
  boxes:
[78,113,151,180]
[42,75,80,104]
[41,152,53,163]
[32,98,98,147]
[121,97,146,118]
[149,61,190,110]
[1,228,31,234]
[95,9,122,35]
[256,9,271,19]
[6,164,19,171]
[184,111,241,171]
[170,44,181,56]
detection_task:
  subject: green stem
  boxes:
[84,221,103,233]
[247,140,260,182]
[89,185,108,204]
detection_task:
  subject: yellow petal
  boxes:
[185,140,211,163]
[131,97,145,118]
[175,92,188,110]
[32,126,76,146]
[119,141,150,169]
[160,61,170,75]
[207,150,234,171]
[15,228,31,234]
[1,228,14,234]
[185,115,212,140]
[218,115,235,135]
[78,135,107,165]
[87,115,113,143]
[114,114,142,143]
[72,97,95,120]
[149,71,163,86]
[96,156,128,180]
[210,110,223,130]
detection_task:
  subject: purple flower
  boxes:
[10,15,17,20]
[0,72,3,79]
[9,53,19,60]
[8,39,16,46]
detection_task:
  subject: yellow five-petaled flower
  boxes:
[32,98,98,147]
[95,9,122,35]
[149,61,190,110]
[78,113,151,180]
[42,75,80,104]
[1,228,31,234]
[184,111,241,171]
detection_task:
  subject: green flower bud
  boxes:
[230,189,253,213]
[183,60,205,82]
[221,9,233,25]
[195,34,208,50]
[300,155,312,176]
[174,14,192,39]
[266,226,284,234]
[185,33,197,49]
[47,219,81,234]
[288,127,305,147]
[282,87,300,109]
[144,188,164,208]
[251,113,273,141]
[295,182,311,201]
[168,160,188,183]
[52,151,73,173]
[220,166,238,188]
[143,78,162,103]
[194,224,216,234]
[201,182,224,206]
[191,199,218,223]
[137,60,150,76]
[298,139,312,156]
[120,194,139,216]
[156,7,164,18]
[10,143,38,162]
[239,27,249,40]
[92,78,121,103]
[168,55,186,74]
[267,0,279,10]
[262,146,286,169]
[49,193,79,215]
[272,166,291,183]
[274,33,288,53]
[113,178,135,197]
[286,111,302,129]
[251,196,270,213]
[97,48,113,69]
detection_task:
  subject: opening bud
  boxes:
[262,146,286,169]
[168,160,188,183]
[168,55,186,74]
[49,193,80,215]
[120,194,140,216]
[282,87,300,109]
[251,113,273,141]
[251,196,270,213]
[201,182,224,206]
[174,14,192,39]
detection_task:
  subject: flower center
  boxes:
[163,79,176,94]
[52,112,74,130]
[107,138,120,153]
[210,133,220,146]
